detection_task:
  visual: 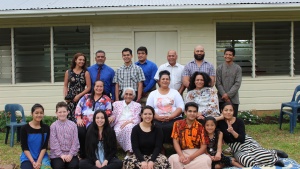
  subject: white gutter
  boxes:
[0,4,300,18]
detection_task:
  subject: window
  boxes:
[0,28,12,83]
[294,22,300,75]
[216,22,253,76]
[14,27,51,83]
[53,26,90,82]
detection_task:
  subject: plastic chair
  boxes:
[4,104,27,147]
[279,85,300,133]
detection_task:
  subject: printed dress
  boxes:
[67,69,86,122]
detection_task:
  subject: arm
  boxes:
[115,83,120,101]
[63,70,69,97]
[111,71,116,101]
[150,127,163,162]
[36,126,50,166]
[143,64,158,93]
[74,71,91,102]
[178,84,186,95]
[227,66,242,98]
[49,124,63,157]
[186,144,207,164]
[215,66,226,97]
[169,91,184,120]
[227,119,245,143]
[209,64,216,87]
[182,76,190,88]
[21,126,36,164]
[104,96,112,117]
[131,126,145,162]
[69,123,80,156]
[105,130,118,162]
[132,103,142,124]
[182,65,191,88]
[214,131,223,161]
[137,81,143,102]
[210,76,215,87]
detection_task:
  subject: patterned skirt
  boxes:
[123,154,170,169]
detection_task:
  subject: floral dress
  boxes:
[67,69,86,122]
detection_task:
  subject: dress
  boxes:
[168,119,211,169]
[75,94,112,127]
[218,118,278,167]
[123,124,170,169]
[146,88,184,143]
[20,123,51,169]
[185,87,220,117]
[67,69,86,122]
[111,101,141,152]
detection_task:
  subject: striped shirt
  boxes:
[113,63,145,91]
[182,59,216,77]
[49,120,79,158]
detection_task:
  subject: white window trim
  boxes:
[11,28,15,84]
[291,21,294,77]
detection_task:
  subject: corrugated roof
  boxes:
[1,0,300,11]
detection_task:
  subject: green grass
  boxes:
[0,123,299,168]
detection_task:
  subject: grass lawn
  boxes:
[0,123,299,168]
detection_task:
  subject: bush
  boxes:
[26,116,57,126]
[0,110,6,132]
[238,110,262,124]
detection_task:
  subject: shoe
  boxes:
[275,149,288,158]
[124,155,129,160]
[222,147,232,155]
[274,160,285,167]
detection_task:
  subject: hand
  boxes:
[60,155,67,162]
[222,93,230,101]
[147,161,154,169]
[65,154,73,162]
[73,95,81,102]
[182,156,191,165]
[121,121,130,129]
[141,161,148,169]
[33,161,41,169]
[76,118,85,127]
[101,160,108,167]
[179,155,187,163]
[210,155,215,161]
[95,160,102,168]
[214,153,221,161]
[226,120,234,133]
[108,116,115,124]
[197,112,205,120]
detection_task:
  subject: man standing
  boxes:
[88,50,115,99]
[182,45,215,88]
[168,102,211,169]
[113,48,145,102]
[135,46,158,106]
[216,47,242,117]
[154,50,185,95]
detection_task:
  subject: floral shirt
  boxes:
[75,94,112,127]
[171,119,208,150]
[185,87,220,117]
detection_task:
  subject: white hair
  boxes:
[121,87,136,99]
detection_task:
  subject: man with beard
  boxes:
[88,50,115,100]
[182,45,215,88]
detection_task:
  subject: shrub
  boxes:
[26,116,57,126]
[0,110,6,132]
[238,110,262,124]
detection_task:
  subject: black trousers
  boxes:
[79,157,123,169]
[78,126,87,158]
[154,117,182,144]
[219,102,239,117]
[51,156,79,169]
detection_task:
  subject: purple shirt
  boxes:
[182,59,216,77]
[49,120,79,158]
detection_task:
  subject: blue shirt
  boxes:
[135,60,158,93]
[88,64,115,100]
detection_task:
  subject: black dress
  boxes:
[67,69,86,122]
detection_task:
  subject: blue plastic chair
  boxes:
[279,85,300,133]
[4,104,27,147]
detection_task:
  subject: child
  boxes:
[20,103,51,169]
[50,101,80,169]
[204,116,243,169]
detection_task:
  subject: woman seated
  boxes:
[146,70,184,144]
[218,102,287,167]
[185,71,222,122]
[75,80,112,158]
[79,110,123,169]
[123,106,170,169]
[111,87,141,158]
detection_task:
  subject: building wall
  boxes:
[1,12,300,115]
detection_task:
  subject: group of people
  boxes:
[20,45,288,169]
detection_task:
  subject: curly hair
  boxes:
[188,71,211,91]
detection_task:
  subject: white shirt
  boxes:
[154,62,184,90]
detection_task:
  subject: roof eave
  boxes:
[0,4,300,18]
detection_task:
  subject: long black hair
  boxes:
[204,116,219,151]
[140,105,156,130]
[188,71,211,91]
[31,103,45,148]
[70,52,87,70]
[85,110,117,160]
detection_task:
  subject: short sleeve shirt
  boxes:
[182,60,216,77]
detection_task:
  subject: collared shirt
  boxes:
[49,120,79,158]
[182,59,216,77]
[113,63,145,91]
[135,60,157,93]
[88,64,115,100]
[154,62,184,90]
[171,119,208,150]
[216,62,242,104]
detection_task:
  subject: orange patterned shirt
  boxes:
[171,119,209,150]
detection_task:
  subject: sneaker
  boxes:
[223,147,232,155]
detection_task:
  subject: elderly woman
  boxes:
[185,72,222,122]
[111,87,141,158]
[146,70,184,144]
[75,80,112,159]
[218,102,287,167]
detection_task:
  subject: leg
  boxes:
[51,158,66,169]
[102,157,123,169]
[66,156,79,169]
[232,104,239,117]
[153,153,170,169]
[123,154,140,169]
[21,161,34,169]
[78,126,87,158]
[79,159,98,169]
